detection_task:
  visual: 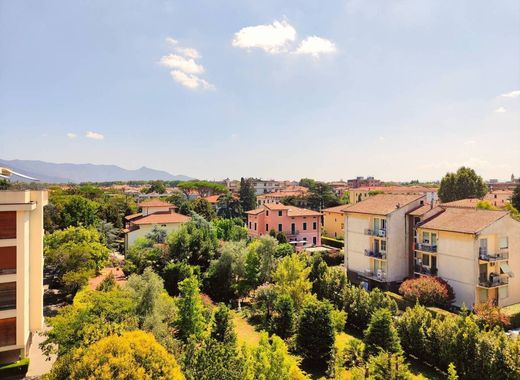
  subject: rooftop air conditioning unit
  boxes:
[379,229,386,237]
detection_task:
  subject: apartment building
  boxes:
[0,190,47,363]
[344,194,426,289]
[349,186,437,205]
[322,204,351,239]
[347,176,382,188]
[246,203,321,249]
[415,207,520,307]
[252,179,283,195]
[256,186,308,207]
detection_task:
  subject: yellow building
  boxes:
[322,204,350,239]
[416,207,520,308]
[0,190,48,363]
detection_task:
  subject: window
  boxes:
[278,211,283,217]
[278,224,282,232]
[479,288,488,303]
[422,254,430,266]
[0,318,16,347]
[266,224,269,231]
[0,212,16,239]
[303,223,307,231]
[254,223,257,231]
[291,223,296,234]
[499,237,509,249]
[313,222,317,230]
[0,247,16,274]
[341,223,344,229]
[423,232,430,243]
[431,233,437,246]
[266,211,269,216]
[249,222,252,229]
[313,236,316,245]
[0,282,16,311]
[381,240,387,252]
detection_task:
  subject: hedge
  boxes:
[502,303,520,328]
[426,306,456,320]
[321,236,344,249]
[385,291,456,319]
[0,358,29,379]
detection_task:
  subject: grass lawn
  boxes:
[232,311,261,347]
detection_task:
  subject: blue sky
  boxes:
[1,0,519,181]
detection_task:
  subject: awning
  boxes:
[500,262,511,275]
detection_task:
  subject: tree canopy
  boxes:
[438,167,487,202]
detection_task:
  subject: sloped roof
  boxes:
[247,204,321,216]
[131,212,190,225]
[440,198,480,209]
[345,194,425,215]
[323,204,351,214]
[137,199,172,208]
[124,212,143,221]
[419,208,509,234]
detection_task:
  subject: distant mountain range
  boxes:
[0,159,192,183]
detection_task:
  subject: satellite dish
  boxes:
[0,167,39,181]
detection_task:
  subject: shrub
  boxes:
[321,236,344,249]
[473,301,510,330]
[0,358,29,378]
[364,308,402,356]
[502,303,520,328]
[399,276,454,307]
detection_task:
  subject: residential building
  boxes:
[344,194,426,289]
[415,207,520,307]
[0,190,48,364]
[251,179,284,195]
[484,190,513,208]
[347,176,382,188]
[256,186,308,207]
[322,204,351,239]
[246,204,322,249]
[349,186,437,205]
[124,199,189,251]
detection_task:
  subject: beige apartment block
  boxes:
[344,194,426,289]
[0,190,47,363]
[416,207,520,308]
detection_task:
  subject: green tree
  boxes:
[146,225,168,244]
[512,183,520,211]
[61,195,100,228]
[178,180,227,198]
[175,276,206,342]
[296,300,335,368]
[254,235,279,283]
[306,182,339,211]
[364,308,402,356]
[366,351,412,380]
[239,177,257,212]
[145,180,166,194]
[192,198,217,221]
[438,167,487,202]
[396,304,432,361]
[211,303,236,344]
[273,294,295,339]
[123,237,163,275]
[217,192,243,219]
[68,331,184,380]
[213,218,247,241]
[162,261,196,296]
[273,253,312,310]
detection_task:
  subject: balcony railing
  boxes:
[361,269,387,282]
[479,248,509,261]
[364,249,387,259]
[414,264,438,276]
[416,243,437,253]
[364,228,386,237]
[478,274,509,288]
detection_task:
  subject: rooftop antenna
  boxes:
[0,167,39,182]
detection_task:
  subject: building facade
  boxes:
[322,204,350,239]
[0,190,47,363]
[415,207,520,308]
[246,204,322,249]
[344,194,426,289]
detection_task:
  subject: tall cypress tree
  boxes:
[239,177,257,212]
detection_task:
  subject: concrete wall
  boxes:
[323,211,344,239]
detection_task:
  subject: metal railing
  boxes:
[478,274,508,288]
[416,243,437,253]
[364,249,387,259]
[414,264,438,276]
[364,228,386,237]
[479,247,509,261]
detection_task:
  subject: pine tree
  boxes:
[364,308,402,356]
[211,303,236,344]
[512,183,520,211]
[239,177,257,212]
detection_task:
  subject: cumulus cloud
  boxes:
[500,90,520,98]
[294,36,337,57]
[160,37,214,91]
[232,20,297,53]
[159,54,204,74]
[85,131,104,140]
[170,71,215,90]
[67,133,77,139]
[495,107,507,113]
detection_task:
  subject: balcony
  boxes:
[478,274,508,288]
[414,264,438,276]
[364,249,387,260]
[416,243,437,253]
[360,269,387,282]
[364,228,386,237]
[479,248,509,261]
[287,230,300,240]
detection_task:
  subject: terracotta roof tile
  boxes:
[137,199,173,208]
[440,198,480,209]
[345,194,425,215]
[124,212,142,221]
[131,212,190,225]
[419,208,509,234]
[323,204,351,213]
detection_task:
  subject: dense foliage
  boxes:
[398,276,455,307]
[438,167,487,202]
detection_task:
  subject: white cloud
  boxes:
[67,133,77,139]
[161,37,214,91]
[295,36,337,57]
[159,54,204,74]
[495,107,507,113]
[500,90,520,98]
[175,47,200,59]
[85,131,104,140]
[170,70,215,90]
[232,20,296,53]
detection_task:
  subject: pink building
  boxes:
[245,203,322,248]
